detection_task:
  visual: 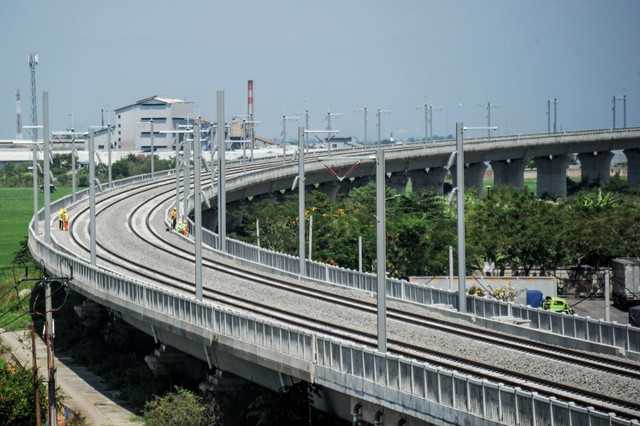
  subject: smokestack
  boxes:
[16,89,22,140]
[248,80,253,117]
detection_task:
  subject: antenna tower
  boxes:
[28,53,39,141]
[16,89,22,140]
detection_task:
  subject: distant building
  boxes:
[322,136,362,150]
[94,96,196,152]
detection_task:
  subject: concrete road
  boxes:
[565,297,630,325]
[1,328,142,425]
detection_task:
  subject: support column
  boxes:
[316,181,340,201]
[491,158,526,188]
[534,155,569,197]
[407,168,447,194]
[577,151,614,185]
[624,149,640,187]
[452,162,488,195]
[387,173,409,193]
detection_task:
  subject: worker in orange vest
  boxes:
[182,220,189,236]
[170,207,178,230]
[58,208,65,230]
[62,209,70,231]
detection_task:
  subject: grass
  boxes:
[0,186,72,277]
[0,186,73,331]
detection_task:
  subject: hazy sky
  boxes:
[2,0,639,142]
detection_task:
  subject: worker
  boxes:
[58,207,65,230]
[170,207,178,230]
[62,209,70,231]
[182,220,189,236]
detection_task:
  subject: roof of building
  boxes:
[115,95,192,112]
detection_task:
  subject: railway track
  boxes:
[54,165,640,421]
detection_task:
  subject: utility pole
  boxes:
[217,91,227,252]
[355,100,368,145]
[326,110,342,152]
[480,100,499,138]
[281,114,298,165]
[31,322,41,426]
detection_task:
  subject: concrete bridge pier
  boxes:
[578,151,614,185]
[387,173,410,193]
[337,176,373,195]
[316,181,341,201]
[491,158,527,188]
[144,346,208,382]
[624,148,640,187]
[452,162,488,195]
[534,155,569,197]
[407,168,447,194]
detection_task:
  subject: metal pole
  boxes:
[553,98,557,133]
[194,120,203,301]
[305,109,310,154]
[456,122,466,313]
[107,124,112,188]
[90,129,97,266]
[546,100,551,133]
[217,91,227,252]
[45,280,57,425]
[424,104,428,142]
[42,92,51,244]
[183,136,190,221]
[32,128,38,234]
[429,106,433,141]
[358,236,363,273]
[298,127,305,277]
[623,95,627,128]
[282,116,287,165]
[175,139,181,217]
[72,138,77,201]
[605,270,610,322]
[449,245,454,291]
[487,102,491,138]
[150,119,155,177]
[376,145,387,352]
[327,111,331,153]
[31,322,41,426]
[308,215,313,261]
[612,96,616,129]
[43,92,51,244]
[364,105,368,145]
[377,108,381,148]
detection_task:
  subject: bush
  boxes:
[0,358,47,425]
[142,387,221,426]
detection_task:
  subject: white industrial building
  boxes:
[93,96,196,152]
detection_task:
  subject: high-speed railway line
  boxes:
[50,160,640,422]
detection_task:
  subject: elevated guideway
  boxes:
[28,128,640,425]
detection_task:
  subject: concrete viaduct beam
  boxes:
[491,158,527,189]
[534,155,569,197]
[578,151,614,185]
[624,148,640,187]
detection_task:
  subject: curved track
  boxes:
[53,165,640,421]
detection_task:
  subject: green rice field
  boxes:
[0,186,72,276]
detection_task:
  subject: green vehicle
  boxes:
[542,296,574,314]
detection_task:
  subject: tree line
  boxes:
[229,177,640,279]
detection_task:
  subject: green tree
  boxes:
[0,358,47,426]
[142,386,221,426]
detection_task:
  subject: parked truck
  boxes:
[612,258,640,309]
